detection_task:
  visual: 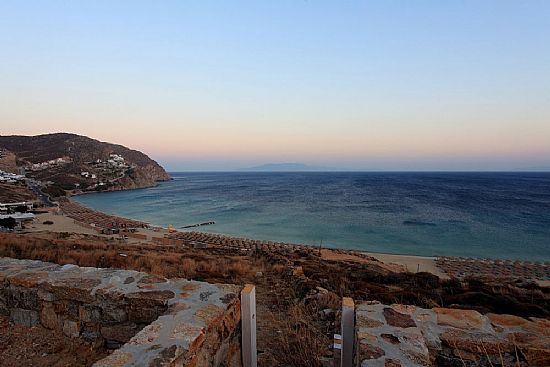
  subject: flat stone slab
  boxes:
[0,257,242,367]
[355,301,550,367]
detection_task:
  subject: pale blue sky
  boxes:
[1,1,549,170]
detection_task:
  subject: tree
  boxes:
[0,217,16,229]
[14,205,28,213]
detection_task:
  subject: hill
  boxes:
[0,133,170,196]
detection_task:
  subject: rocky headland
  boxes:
[0,133,170,197]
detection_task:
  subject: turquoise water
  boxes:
[73,172,550,261]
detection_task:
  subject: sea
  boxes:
[73,172,550,261]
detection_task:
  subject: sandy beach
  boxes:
[22,206,550,285]
[325,250,449,279]
[25,210,450,279]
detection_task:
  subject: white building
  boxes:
[0,201,35,212]
[0,213,35,229]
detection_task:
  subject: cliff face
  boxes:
[0,133,171,194]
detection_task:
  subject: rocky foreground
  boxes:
[355,301,550,366]
[0,257,242,367]
[0,230,549,366]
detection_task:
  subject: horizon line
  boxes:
[165,170,550,173]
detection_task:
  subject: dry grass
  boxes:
[2,232,548,367]
[1,232,335,366]
[0,233,265,284]
[266,302,331,367]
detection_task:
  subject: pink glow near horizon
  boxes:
[1,2,549,170]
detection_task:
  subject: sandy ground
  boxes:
[26,212,99,236]
[320,249,449,278]
[25,213,169,243]
[365,252,449,278]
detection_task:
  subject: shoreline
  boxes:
[67,194,449,258]
[28,197,448,277]
[68,193,547,263]
[23,197,550,284]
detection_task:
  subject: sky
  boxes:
[1,1,549,171]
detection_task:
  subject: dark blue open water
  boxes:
[73,172,550,261]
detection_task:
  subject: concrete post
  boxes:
[341,297,355,367]
[241,284,257,367]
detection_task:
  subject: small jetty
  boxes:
[181,221,215,229]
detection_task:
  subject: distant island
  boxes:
[514,166,550,172]
[241,163,333,172]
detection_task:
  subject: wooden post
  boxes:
[241,284,257,367]
[341,297,355,367]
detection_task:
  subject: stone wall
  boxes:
[0,257,242,367]
[354,301,550,367]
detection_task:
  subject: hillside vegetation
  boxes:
[0,133,170,195]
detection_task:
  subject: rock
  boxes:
[357,314,385,328]
[383,308,416,328]
[47,277,100,303]
[137,275,167,286]
[194,303,225,324]
[80,326,102,342]
[381,333,400,344]
[128,323,162,346]
[62,319,80,338]
[101,305,128,323]
[40,303,58,329]
[126,291,173,323]
[54,300,80,319]
[359,341,386,360]
[11,308,39,327]
[93,350,134,367]
[148,345,181,367]
[9,271,48,288]
[125,290,175,307]
[397,330,430,366]
[384,359,402,367]
[220,292,237,305]
[0,290,8,316]
[79,305,101,323]
[0,133,171,191]
[433,308,483,330]
[487,313,530,328]
[354,300,549,367]
[391,304,416,315]
[101,323,140,343]
[37,289,55,302]
[8,287,39,310]
[357,331,378,343]
[440,329,514,354]
[128,305,164,323]
[105,339,123,349]
[0,258,244,367]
